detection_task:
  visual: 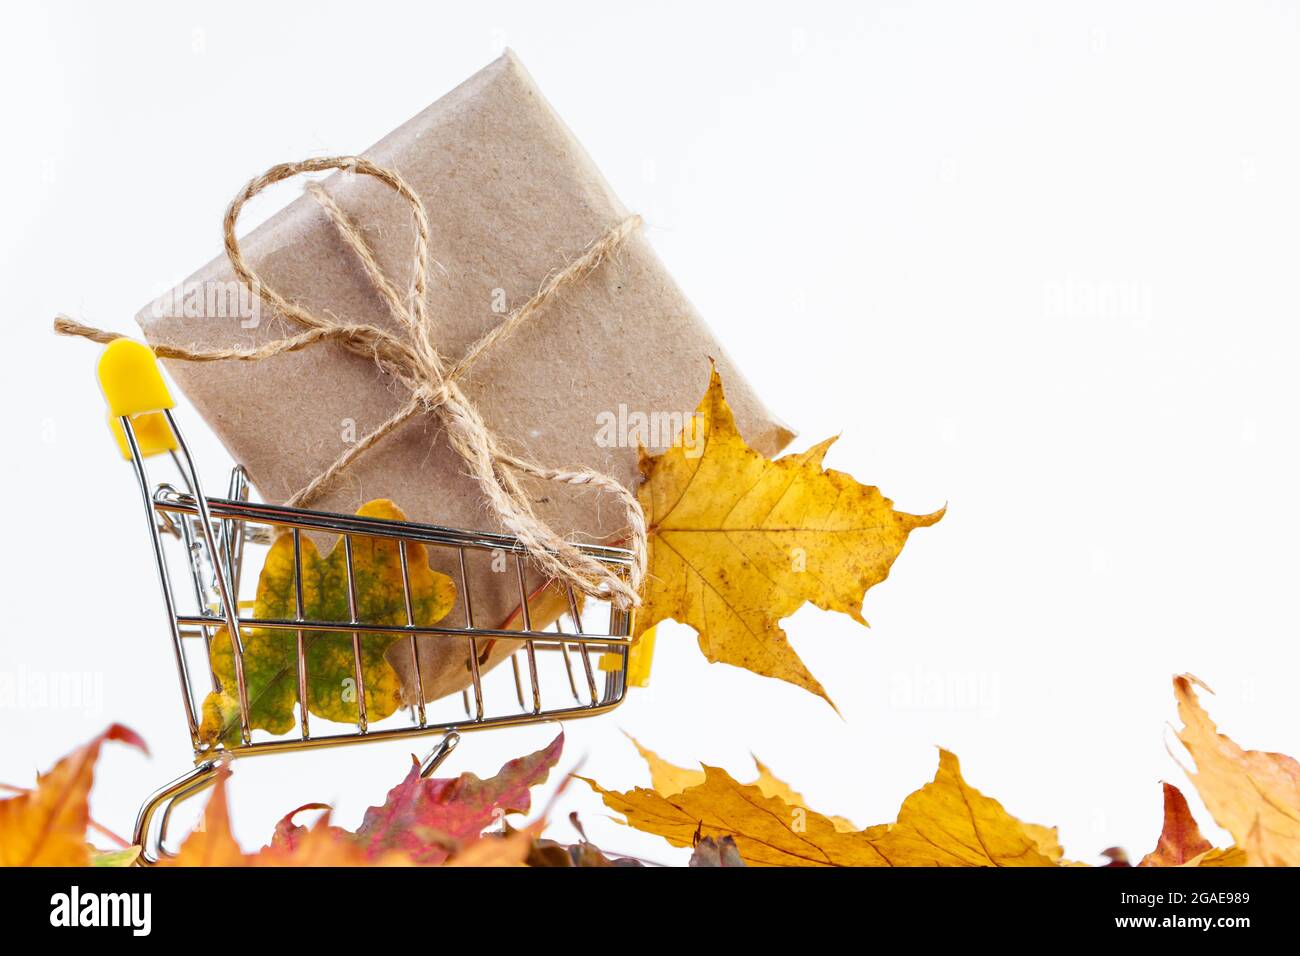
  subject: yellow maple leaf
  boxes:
[1192,847,1249,867]
[0,724,146,867]
[626,735,857,832]
[873,750,1065,866]
[584,747,1062,867]
[200,499,457,745]
[636,367,942,704]
[1022,824,1068,865]
[1173,674,1300,866]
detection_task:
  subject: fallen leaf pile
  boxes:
[0,673,1296,867]
[583,674,1290,867]
[585,743,1066,866]
[162,767,485,868]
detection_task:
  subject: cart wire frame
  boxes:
[113,398,636,863]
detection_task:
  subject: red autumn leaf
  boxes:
[1139,783,1214,867]
[266,802,342,854]
[353,732,564,864]
[171,733,564,866]
[256,811,392,867]
[169,771,403,867]
[0,724,146,867]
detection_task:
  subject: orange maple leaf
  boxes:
[0,724,146,867]
[1173,674,1300,866]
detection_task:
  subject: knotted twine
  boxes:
[56,155,646,608]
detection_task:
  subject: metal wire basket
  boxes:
[95,339,638,863]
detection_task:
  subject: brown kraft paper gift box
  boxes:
[135,50,793,711]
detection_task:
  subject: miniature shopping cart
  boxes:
[95,339,644,863]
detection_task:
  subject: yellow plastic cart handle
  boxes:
[98,339,178,459]
[108,410,177,460]
[98,338,174,417]
[600,625,656,688]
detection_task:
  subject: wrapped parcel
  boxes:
[136,50,792,706]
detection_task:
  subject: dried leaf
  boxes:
[1022,823,1068,864]
[200,499,457,746]
[0,724,146,867]
[585,747,1061,867]
[527,839,643,867]
[873,750,1064,866]
[523,811,643,866]
[636,367,942,704]
[689,836,746,867]
[1173,674,1300,866]
[628,735,856,832]
[1138,782,1244,867]
[353,732,564,864]
[1140,783,1212,866]
[1192,847,1248,867]
[628,735,709,796]
[584,764,869,866]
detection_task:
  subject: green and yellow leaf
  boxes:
[200,500,456,746]
[90,846,142,867]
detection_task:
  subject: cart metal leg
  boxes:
[133,762,221,865]
[133,731,461,864]
[418,731,460,778]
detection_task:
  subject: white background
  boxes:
[2,0,1298,865]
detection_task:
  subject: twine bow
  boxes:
[57,156,646,608]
